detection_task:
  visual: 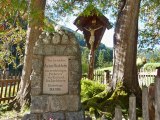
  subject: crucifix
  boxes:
[84,19,103,79]
[74,5,111,80]
[84,25,103,52]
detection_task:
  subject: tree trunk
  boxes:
[11,0,46,110]
[112,0,141,98]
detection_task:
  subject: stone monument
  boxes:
[23,27,84,120]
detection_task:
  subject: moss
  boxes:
[81,80,134,119]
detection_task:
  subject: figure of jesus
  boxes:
[84,26,103,49]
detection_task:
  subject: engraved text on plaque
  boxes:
[43,56,68,94]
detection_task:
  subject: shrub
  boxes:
[81,80,129,119]
[143,63,160,70]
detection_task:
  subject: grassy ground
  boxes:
[96,66,113,72]
[0,104,29,120]
[0,84,23,119]
[0,110,23,120]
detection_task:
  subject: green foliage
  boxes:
[80,4,103,17]
[80,39,113,73]
[97,50,104,68]
[136,57,147,69]
[0,27,26,69]
[143,63,160,70]
[0,104,29,119]
[0,0,28,29]
[0,104,10,115]
[139,0,160,50]
[45,0,116,21]
[81,79,108,118]
[82,62,89,74]
[138,48,160,62]
[1,0,159,53]
[44,18,55,32]
[0,0,28,71]
[81,80,129,119]
[81,79,105,101]
[46,0,159,50]
[96,44,113,68]
[81,48,89,74]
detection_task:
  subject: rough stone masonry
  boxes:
[22,27,84,120]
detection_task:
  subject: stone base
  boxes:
[22,110,85,120]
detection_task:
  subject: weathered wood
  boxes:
[12,81,16,96]
[4,81,8,98]
[156,67,160,77]
[104,70,110,84]
[0,78,21,103]
[129,94,136,120]
[115,105,122,120]
[148,83,155,120]
[0,82,4,103]
[142,86,149,120]
[8,81,12,97]
[155,77,160,120]
[0,96,15,101]
[17,80,20,92]
[88,49,95,80]
[0,79,20,82]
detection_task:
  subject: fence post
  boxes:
[155,76,160,120]
[129,94,136,120]
[142,86,149,120]
[156,67,160,77]
[115,105,122,120]
[104,70,110,84]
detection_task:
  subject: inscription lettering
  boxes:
[43,56,68,94]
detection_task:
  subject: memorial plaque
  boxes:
[43,56,68,94]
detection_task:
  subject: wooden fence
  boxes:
[82,70,106,83]
[82,68,158,87]
[138,68,156,87]
[0,75,21,104]
[114,76,160,120]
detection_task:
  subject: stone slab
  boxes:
[43,56,68,94]
[66,110,85,120]
[22,111,84,120]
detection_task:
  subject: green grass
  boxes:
[96,66,113,72]
[0,105,29,120]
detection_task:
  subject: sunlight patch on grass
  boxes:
[96,67,113,72]
[0,108,30,120]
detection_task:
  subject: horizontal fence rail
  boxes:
[0,75,21,104]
